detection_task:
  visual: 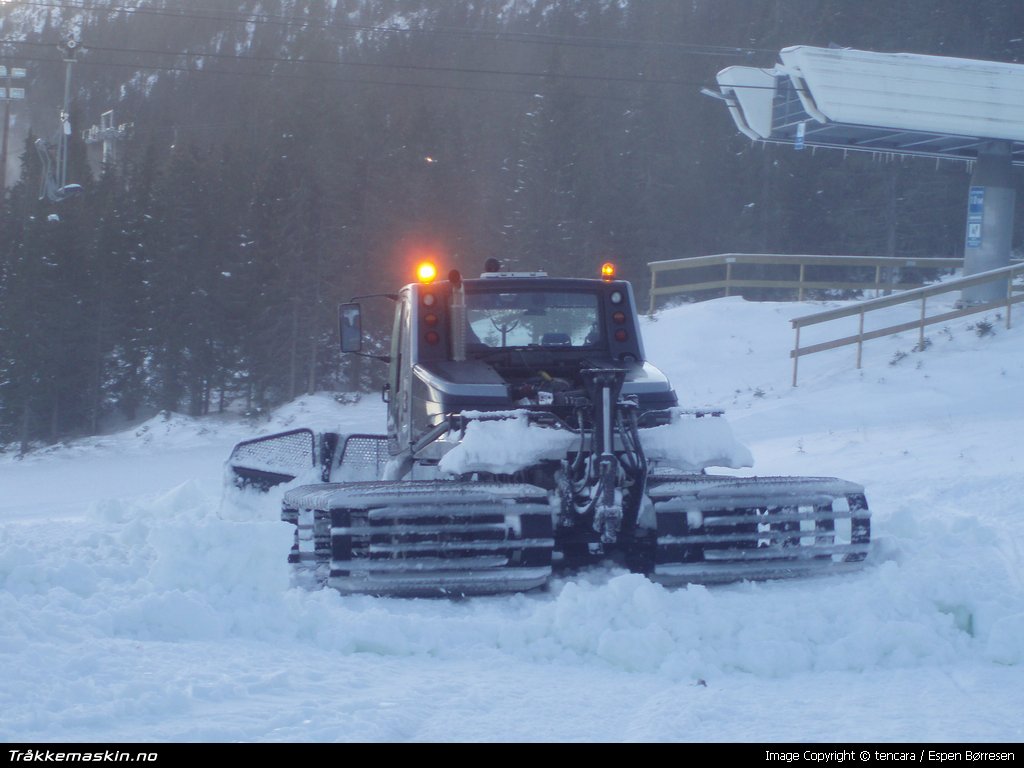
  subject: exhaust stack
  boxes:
[449,269,466,362]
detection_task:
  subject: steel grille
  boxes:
[230,428,315,474]
[340,434,390,479]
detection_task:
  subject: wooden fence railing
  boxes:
[790,263,1024,385]
[647,253,963,314]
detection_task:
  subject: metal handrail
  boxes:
[790,263,1024,385]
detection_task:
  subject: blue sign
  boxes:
[968,187,984,216]
[966,185,984,248]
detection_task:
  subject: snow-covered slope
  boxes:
[1,297,1022,742]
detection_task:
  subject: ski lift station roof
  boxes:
[712,46,1024,165]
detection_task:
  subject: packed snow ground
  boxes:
[2,296,1023,742]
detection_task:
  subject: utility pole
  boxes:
[0,63,27,189]
[36,38,83,202]
[56,37,79,192]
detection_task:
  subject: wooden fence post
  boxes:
[919,295,927,348]
[792,325,801,387]
[1007,269,1014,329]
[856,311,865,369]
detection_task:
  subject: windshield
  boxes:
[465,290,600,349]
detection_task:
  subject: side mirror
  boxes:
[339,303,362,353]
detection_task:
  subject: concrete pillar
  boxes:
[962,141,1015,304]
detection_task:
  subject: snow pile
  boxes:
[2,296,1023,741]
[438,413,577,475]
[438,406,754,476]
[640,410,753,471]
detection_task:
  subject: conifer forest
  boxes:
[1,1,1022,445]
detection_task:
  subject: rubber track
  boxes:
[284,481,554,597]
[648,474,871,584]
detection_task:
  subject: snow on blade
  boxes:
[436,407,753,476]
[438,412,577,475]
[640,410,754,471]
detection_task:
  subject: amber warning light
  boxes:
[601,262,616,281]
[417,262,438,284]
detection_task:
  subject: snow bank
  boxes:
[2,297,1024,741]
[2,471,1018,677]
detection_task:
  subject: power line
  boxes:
[0,4,779,96]
[0,7,783,117]
[0,39,780,94]
[80,42,724,88]
[5,52,649,104]
[6,0,773,58]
